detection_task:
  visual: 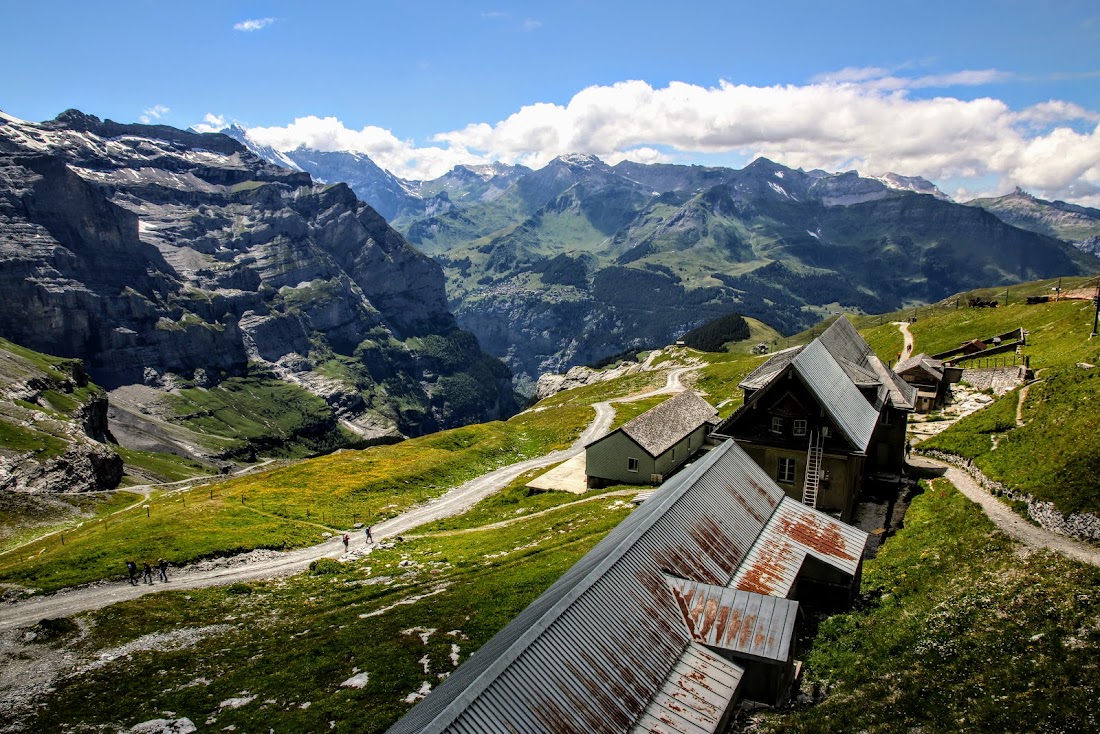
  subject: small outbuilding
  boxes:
[585,390,718,488]
[960,338,988,355]
[895,352,949,413]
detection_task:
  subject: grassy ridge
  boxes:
[24,496,634,733]
[761,478,1100,734]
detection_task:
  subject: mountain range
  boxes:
[0,109,517,475]
[225,128,1099,395]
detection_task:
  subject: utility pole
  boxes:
[1092,278,1100,338]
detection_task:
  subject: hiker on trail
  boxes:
[905,442,912,459]
[342,533,350,551]
[142,561,153,584]
[126,560,138,586]
[157,558,169,582]
[365,525,373,544]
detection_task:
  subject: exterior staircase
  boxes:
[801,432,824,508]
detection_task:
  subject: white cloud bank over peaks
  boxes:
[240,73,1100,205]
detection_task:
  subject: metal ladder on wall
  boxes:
[801,432,824,508]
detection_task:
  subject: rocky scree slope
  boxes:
[0,338,121,493]
[232,138,1100,396]
[0,110,515,446]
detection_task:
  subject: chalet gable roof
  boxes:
[588,390,718,457]
[385,440,868,734]
[786,340,881,451]
[895,352,945,382]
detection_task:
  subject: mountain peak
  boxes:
[554,153,605,169]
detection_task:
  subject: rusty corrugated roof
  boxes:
[731,497,868,598]
[630,643,745,734]
[385,441,867,734]
[665,578,798,662]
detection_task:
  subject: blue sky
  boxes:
[4,1,1100,202]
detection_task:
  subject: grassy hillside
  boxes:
[6,286,1100,732]
[19,492,635,733]
[759,477,1100,734]
[0,361,672,592]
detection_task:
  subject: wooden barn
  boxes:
[585,390,718,489]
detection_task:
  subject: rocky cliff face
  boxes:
[0,338,123,493]
[0,110,515,441]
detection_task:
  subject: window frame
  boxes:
[770,416,784,434]
[777,457,796,484]
[627,457,639,473]
[793,419,807,437]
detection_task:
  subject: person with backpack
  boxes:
[342,533,350,551]
[126,560,138,585]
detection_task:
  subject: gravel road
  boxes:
[0,366,700,631]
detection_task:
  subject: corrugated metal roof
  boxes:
[385,442,865,734]
[817,316,873,368]
[665,579,798,662]
[731,497,868,598]
[630,643,745,734]
[617,391,719,457]
[738,346,803,390]
[867,355,917,411]
[790,341,880,452]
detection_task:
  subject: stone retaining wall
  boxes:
[959,366,1028,395]
[917,449,1100,543]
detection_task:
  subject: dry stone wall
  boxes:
[918,448,1100,542]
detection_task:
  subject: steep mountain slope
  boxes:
[967,188,1100,255]
[0,110,515,449]
[433,157,1097,392]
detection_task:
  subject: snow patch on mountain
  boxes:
[870,172,951,200]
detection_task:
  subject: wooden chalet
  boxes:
[385,440,869,734]
[585,390,719,489]
[714,317,915,521]
[894,352,949,413]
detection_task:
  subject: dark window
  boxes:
[880,411,892,426]
[793,419,807,437]
[777,457,796,484]
[627,457,639,472]
[771,416,783,434]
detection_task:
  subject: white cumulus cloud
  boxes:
[234,17,278,32]
[191,113,228,134]
[230,73,1100,205]
[139,104,170,124]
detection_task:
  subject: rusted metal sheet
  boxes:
[385,442,862,734]
[631,643,745,734]
[666,579,798,662]
[731,497,868,598]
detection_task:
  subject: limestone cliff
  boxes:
[0,110,515,443]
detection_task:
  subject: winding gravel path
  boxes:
[895,320,914,361]
[909,456,1100,568]
[0,366,701,631]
